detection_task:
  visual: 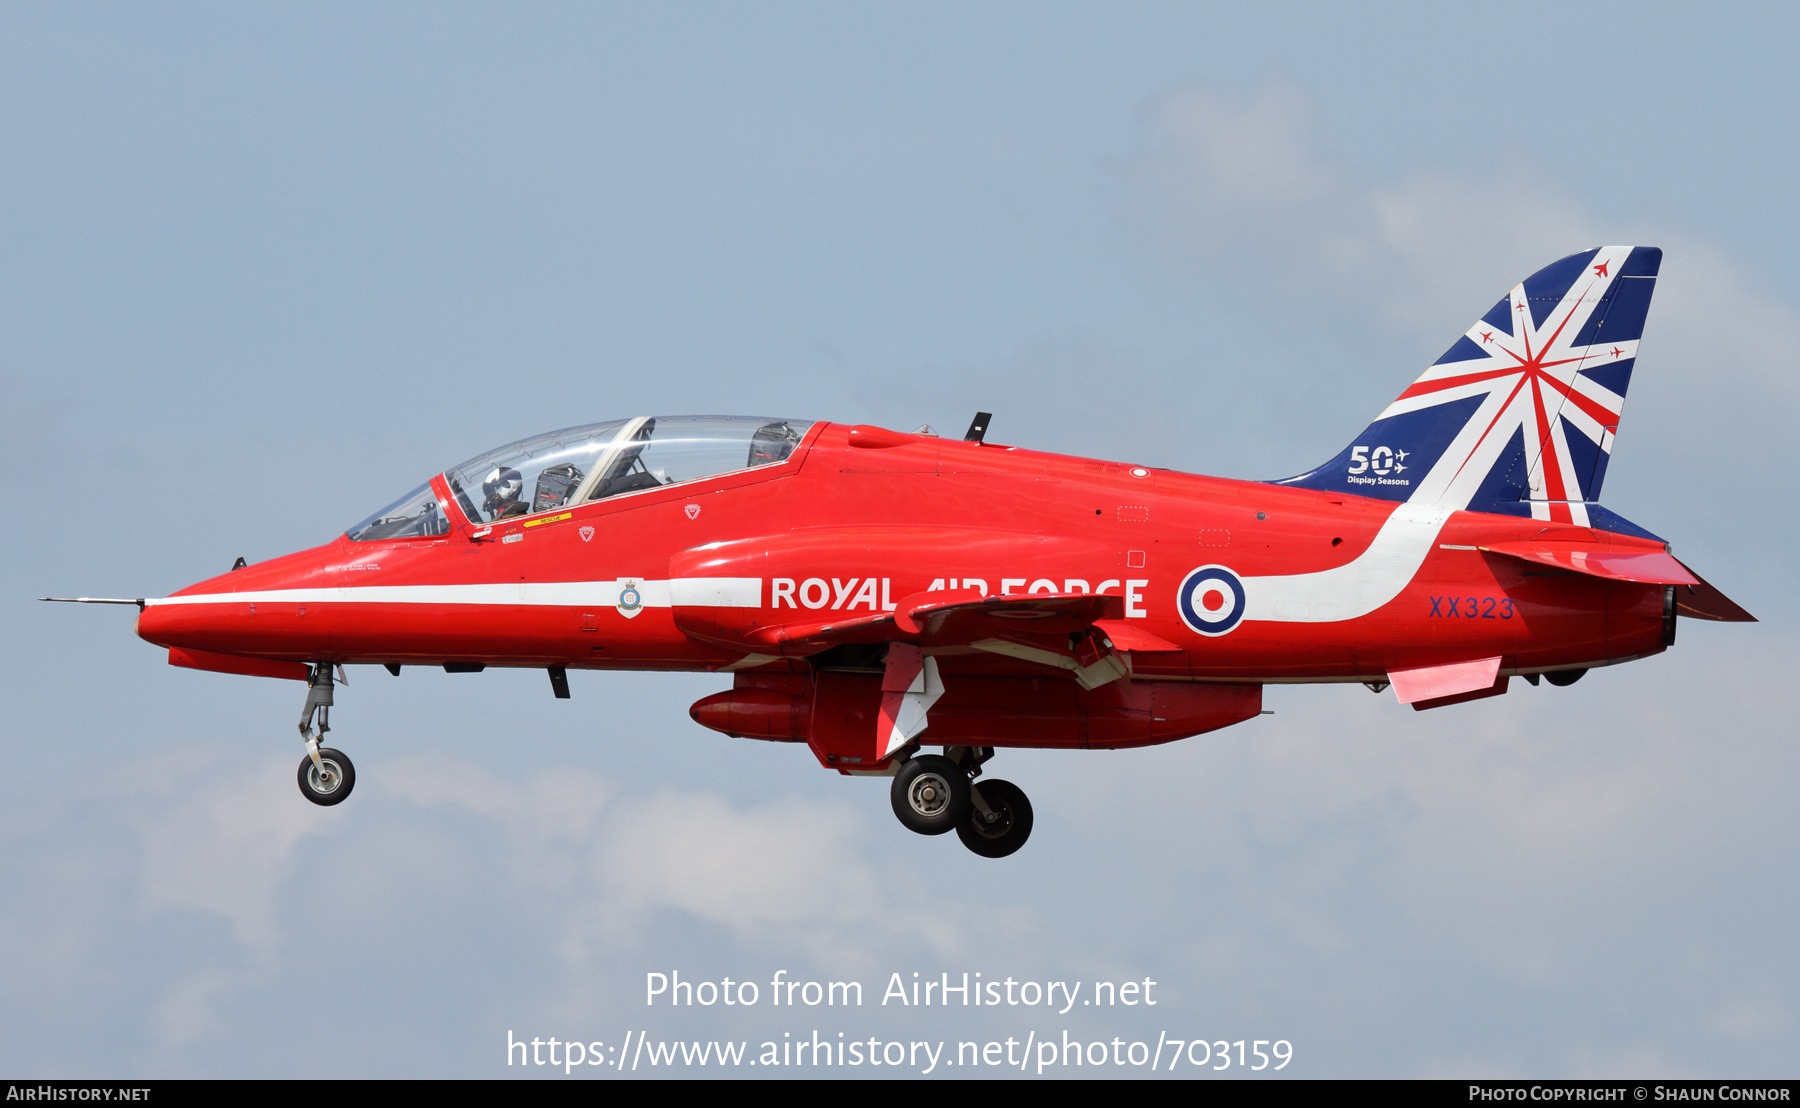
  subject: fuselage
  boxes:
[105,244,1739,847]
[135,420,1671,685]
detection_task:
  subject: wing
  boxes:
[677,588,1176,685]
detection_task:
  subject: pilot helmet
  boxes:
[481,466,524,512]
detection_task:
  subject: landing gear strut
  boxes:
[296,664,355,806]
[889,746,1034,857]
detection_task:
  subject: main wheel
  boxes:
[957,779,1033,858]
[1545,668,1587,687]
[297,747,356,806]
[890,755,970,835]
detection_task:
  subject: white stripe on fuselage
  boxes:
[145,577,762,609]
[1242,501,1453,624]
[149,511,1448,630]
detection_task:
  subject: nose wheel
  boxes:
[889,748,1034,857]
[295,663,357,807]
[297,747,356,805]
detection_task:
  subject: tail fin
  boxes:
[1276,246,1662,531]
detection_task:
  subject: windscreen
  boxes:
[346,483,449,541]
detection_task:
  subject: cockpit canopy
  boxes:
[346,415,812,541]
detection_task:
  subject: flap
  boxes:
[1388,656,1502,705]
[1481,542,1697,585]
[1092,619,1181,652]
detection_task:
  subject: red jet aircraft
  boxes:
[52,246,1752,857]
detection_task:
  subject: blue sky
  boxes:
[3,2,1796,1077]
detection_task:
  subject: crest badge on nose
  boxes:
[578,525,594,543]
[685,504,701,520]
[616,578,644,619]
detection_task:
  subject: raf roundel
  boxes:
[1177,564,1247,637]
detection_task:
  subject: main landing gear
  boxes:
[296,664,355,806]
[890,747,1034,858]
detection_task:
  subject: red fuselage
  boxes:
[136,421,1670,762]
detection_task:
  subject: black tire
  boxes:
[890,755,970,835]
[1545,668,1587,687]
[956,779,1034,858]
[297,747,356,806]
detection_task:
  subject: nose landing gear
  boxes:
[889,746,1034,858]
[296,664,356,806]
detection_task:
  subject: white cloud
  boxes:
[1118,79,1612,335]
[133,747,330,949]
[112,745,976,983]
[375,754,970,978]
[1114,76,1800,581]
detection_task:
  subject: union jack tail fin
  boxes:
[1276,246,1662,533]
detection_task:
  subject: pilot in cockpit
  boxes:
[481,466,529,519]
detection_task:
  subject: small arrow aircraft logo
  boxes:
[579,525,594,542]
[685,504,701,520]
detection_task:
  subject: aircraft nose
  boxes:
[135,593,250,653]
[134,602,166,646]
[138,591,332,660]
[139,543,343,658]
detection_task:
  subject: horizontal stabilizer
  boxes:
[1479,542,1697,585]
[1671,563,1757,622]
